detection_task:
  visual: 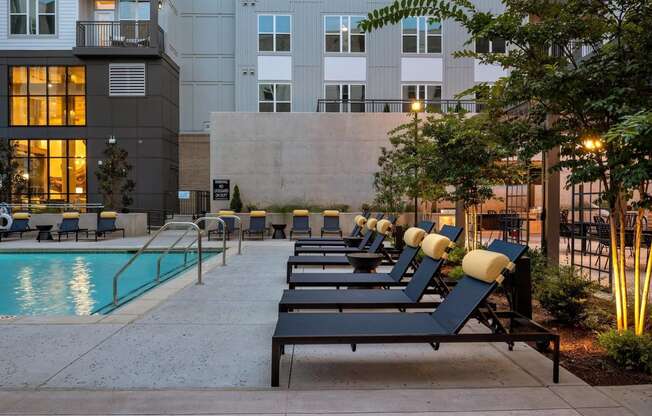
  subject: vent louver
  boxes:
[109,63,146,97]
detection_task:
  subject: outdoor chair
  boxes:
[285,217,397,282]
[288,225,462,289]
[53,212,88,242]
[271,240,560,387]
[89,211,125,241]
[295,212,378,248]
[242,210,268,240]
[208,210,237,240]
[290,210,311,239]
[279,230,463,312]
[0,212,33,241]
[320,210,342,237]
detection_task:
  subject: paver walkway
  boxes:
[0,239,650,415]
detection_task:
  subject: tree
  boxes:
[230,185,243,212]
[0,140,27,203]
[362,0,652,334]
[95,141,135,211]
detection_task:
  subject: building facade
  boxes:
[0,0,181,212]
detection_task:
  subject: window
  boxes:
[475,37,506,53]
[258,15,291,52]
[324,84,365,112]
[324,16,365,53]
[9,66,86,126]
[119,0,149,20]
[258,83,291,112]
[10,0,56,35]
[402,17,441,53]
[9,139,87,204]
[402,84,442,112]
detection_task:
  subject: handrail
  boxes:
[214,215,242,256]
[183,215,243,265]
[112,221,202,306]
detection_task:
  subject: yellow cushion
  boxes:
[12,212,30,220]
[250,210,266,218]
[218,210,235,216]
[366,218,378,231]
[323,210,339,217]
[62,212,80,219]
[100,211,118,219]
[421,234,451,260]
[293,209,309,216]
[355,215,367,227]
[462,250,511,283]
[376,219,392,235]
[403,227,426,247]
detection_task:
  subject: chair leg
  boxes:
[553,336,560,383]
[271,342,282,387]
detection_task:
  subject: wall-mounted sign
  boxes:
[178,191,190,200]
[212,179,230,201]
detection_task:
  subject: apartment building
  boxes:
[0,0,181,212]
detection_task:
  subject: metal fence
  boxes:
[178,190,211,217]
[76,21,152,48]
[316,99,480,113]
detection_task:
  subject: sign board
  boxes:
[212,179,230,201]
[178,191,190,200]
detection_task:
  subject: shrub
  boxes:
[447,246,467,266]
[527,247,548,289]
[230,185,243,212]
[245,203,258,212]
[535,266,595,325]
[598,330,652,374]
[448,265,465,280]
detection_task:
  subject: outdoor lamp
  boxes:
[411,100,422,112]
[581,133,603,152]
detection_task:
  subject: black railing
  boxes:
[76,21,152,48]
[316,99,481,113]
[178,190,211,217]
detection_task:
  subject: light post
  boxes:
[410,100,422,226]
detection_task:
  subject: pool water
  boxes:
[0,251,215,316]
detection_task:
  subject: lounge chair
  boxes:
[295,212,379,248]
[286,218,395,282]
[53,212,88,242]
[320,210,342,237]
[208,210,237,240]
[271,240,560,387]
[290,210,311,239]
[0,212,33,241]
[243,210,268,240]
[279,230,462,312]
[287,225,462,289]
[89,211,125,241]
[294,219,434,256]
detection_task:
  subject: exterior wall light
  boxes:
[581,133,603,151]
[411,100,422,112]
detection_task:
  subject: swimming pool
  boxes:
[0,251,216,316]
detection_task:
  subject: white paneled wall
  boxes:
[0,0,78,50]
[158,0,180,63]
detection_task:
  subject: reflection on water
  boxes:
[70,257,94,315]
[17,267,35,314]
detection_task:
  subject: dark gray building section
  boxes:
[0,50,180,212]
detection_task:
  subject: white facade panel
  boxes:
[0,0,78,50]
[257,56,292,81]
[474,60,509,82]
[400,58,443,82]
[324,57,366,82]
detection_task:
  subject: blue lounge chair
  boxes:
[243,210,268,239]
[0,212,33,241]
[320,210,342,237]
[208,210,238,240]
[290,209,311,239]
[295,212,378,248]
[89,211,125,241]
[53,212,88,242]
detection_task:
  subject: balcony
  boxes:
[74,21,164,56]
[316,99,481,113]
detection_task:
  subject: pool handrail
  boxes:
[194,215,242,256]
[112,221,202,306]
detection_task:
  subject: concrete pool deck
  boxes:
[0,238,650,415]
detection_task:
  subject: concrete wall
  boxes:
[210,112,428,212]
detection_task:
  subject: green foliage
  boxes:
[0,140,27,202]
[230,185,243,212]
[536,266,596,325]
[262,202,350,213]
[95,142,135,211]
[245,203,258,212]
[527,247,549,289]
[448,265,465,281]
[598,330,652,374]
[446,246,467,266]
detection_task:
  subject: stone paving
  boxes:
[0,238,650,415]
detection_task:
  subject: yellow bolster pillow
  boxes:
[293,209,309,216]
[218,210,235,216]
[323,210,339,217]
[403,227,426,248]
[250,210,266,218]
[355,215,367,227]
[100,211,118,219]
[12,212,30,220]
[376,219,392,235]
[462,250,511,283]
[421,234,451,260]
[366,218,378,231]
[62,212,80,219]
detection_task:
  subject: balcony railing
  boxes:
[76,21,152,48]
[316,99,481,113]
